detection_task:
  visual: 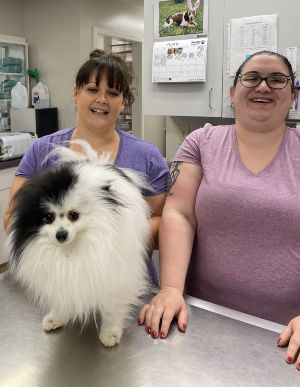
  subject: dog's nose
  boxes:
[56,230,68,243]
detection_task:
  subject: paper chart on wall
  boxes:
[152,38,207,83]
[278,47,300,73]
[229,14,277,76]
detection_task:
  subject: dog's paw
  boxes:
[99,326,123,347]
[42,314,63,332]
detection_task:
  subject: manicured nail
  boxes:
[297,363,300,370]
[179,324,186,332]
[152,331,158,338]
[160,332,165,339]
[286,357,293,364]
[146,326,151,334]
[277,337,282,346]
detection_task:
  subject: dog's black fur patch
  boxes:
[9,164,78,261]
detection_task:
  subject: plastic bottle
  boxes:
[0,111,9,130]
[11,82,28,108]
[32,81,50,108]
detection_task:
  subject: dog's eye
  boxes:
[43,212,55,224]
[68,210,80,222]
[102,185,111,191]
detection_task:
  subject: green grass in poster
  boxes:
[159,0,203,37]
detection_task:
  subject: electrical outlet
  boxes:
[177,126,190,144]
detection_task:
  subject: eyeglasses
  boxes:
[238,73,291,89]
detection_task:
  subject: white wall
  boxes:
[22,0,143,130]
[144,115,166,156]
[79,0,143,62]
[23,0,81,130]
[0,0,24,37]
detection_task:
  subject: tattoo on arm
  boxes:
[167,161,182,195]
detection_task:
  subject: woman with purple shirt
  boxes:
[4,50,168,281]
[139,51,300,370]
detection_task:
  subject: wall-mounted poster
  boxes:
[155,0,208,38]
[152,37,208,83]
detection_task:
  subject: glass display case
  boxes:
[0,35,28,132]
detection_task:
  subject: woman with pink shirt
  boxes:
[139,51,300,370]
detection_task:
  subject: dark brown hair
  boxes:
[233,50,295,92]
[75,49,135,105]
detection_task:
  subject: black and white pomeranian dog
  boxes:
[7,141,150,347]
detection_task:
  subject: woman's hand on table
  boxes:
[277,315,300,369]
[138,287,188,339]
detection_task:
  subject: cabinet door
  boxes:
[0,36,28,131]
[144,0,225,117]
[222,0,300,117]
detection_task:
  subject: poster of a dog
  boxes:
[158,0,206,37]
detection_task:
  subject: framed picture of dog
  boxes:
[156,0,208,38]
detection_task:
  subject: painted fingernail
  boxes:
[286,357,293,364]
[179,324,186,332]
[146,327,151,334]
[277,338,282,346]
[160,332,165,339]
[297,363,300,370]
[138,319,142,325]
[152,331,158,338]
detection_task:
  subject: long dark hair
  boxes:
[75,49,135,105]
[233,50,295,91]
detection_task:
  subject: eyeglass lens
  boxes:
[240,73,289,89]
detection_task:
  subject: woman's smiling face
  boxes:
[73,73,124,133]
[230,54,295,131]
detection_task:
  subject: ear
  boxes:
[120,99,125,112]
[230,85,235,102]
[193,0,200,10]
[73,86,78,105]
[187,0,192,10]
[290,90,297,108]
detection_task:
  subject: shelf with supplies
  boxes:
[0,34,29,132]
[0,72,24,76]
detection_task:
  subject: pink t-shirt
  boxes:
[174,123,300,324]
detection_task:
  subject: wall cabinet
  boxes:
[144,0,224,117]
[0,35,28,132]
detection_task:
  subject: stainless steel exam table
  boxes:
[0,273,299,387]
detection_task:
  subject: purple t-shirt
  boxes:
[16,127,168,196]
[174,123,300,324]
